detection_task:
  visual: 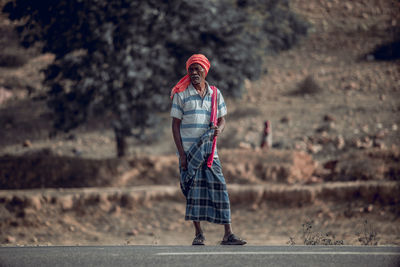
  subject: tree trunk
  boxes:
[114,128,128,158]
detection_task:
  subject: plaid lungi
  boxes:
[180,129,231,224]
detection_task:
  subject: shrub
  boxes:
[302,220,344,246]
[0,47,28,68]
[356,220,379,246]
[290,75,322,96]
[370,40,400,61]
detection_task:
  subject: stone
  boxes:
[335,135,345,150]
[308,176,323,184]
[354,137,373,149]
[361,137,373,149]
[249,203,258,211]
[238,142,252,149]
[316,122,335,133]
[366,54,375,61]
[60,195,74,211]
[344,2,353,11]
[23,140,32,147]
[295,141,307,151]
[367,204,373,212]
[109,205,121,215]
[307,143,323,154]
[323,114,335,122]
[0,87,13,105]
[99,194,112,212]
[5,236,16,243]
[26,196,42,210]
[23,208,37,217]
[347,82,358,90]
[373,140,386,149]
[130,229,139,236]
[374,130,386,139]
[280,116,290,123]
[359,23,369,31]
[353,138,361,148]
[72,148,82,156]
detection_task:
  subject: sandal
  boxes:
[192,233,205,245]
[221,234,247,245]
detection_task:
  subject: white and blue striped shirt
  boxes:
[171,82,227,156]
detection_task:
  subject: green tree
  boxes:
[4,0,307,157]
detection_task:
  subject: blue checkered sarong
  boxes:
[180,129,231,225]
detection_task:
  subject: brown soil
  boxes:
[1,182,399,246]
[1,0,400,246]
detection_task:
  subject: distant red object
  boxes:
[260,120,272,148]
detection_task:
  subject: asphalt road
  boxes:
[0,245,399,267]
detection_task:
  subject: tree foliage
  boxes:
[3,0,308,155]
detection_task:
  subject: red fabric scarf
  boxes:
[170,54,211,99]
[207,85,218,168]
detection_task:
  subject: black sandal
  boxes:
[192,233,205,245]
[221,234,247,245]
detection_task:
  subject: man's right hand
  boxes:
[180,153,188,171]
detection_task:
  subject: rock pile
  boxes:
[220,149,316,184]
[321,148,400,182]
[0,149,126,189]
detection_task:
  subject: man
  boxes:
[170,54,246,246]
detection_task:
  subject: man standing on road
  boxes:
[170,54,246,246]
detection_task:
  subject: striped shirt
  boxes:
[170,82,227,156]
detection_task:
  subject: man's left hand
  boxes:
[211,125,221,137]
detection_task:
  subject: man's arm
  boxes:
[213,116,226,137]
[172,117,187,170]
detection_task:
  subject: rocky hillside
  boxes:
[0,0,399,164]
[0,0,399,247]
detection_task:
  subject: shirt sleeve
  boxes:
[170,93,184,119]
[217,89,227,118]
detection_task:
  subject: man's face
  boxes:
[188,63,205,85]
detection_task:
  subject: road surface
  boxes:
[0,245,399,267]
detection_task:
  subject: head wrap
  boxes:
[170,54,211,99]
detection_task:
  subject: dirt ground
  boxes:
[0,0,400,246]
[1,193,400,246]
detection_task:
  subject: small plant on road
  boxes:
[287,236,296,245]
[302,220,344,246]
[356,220,379,246]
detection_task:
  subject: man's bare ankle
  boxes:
[223,232,233,239]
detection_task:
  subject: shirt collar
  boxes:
[188,82,212,96]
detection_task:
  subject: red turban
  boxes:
[170,54,211,99]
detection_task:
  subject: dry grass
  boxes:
[356,219,379,246]
[287,219,381,246]
[301,220,344,245]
